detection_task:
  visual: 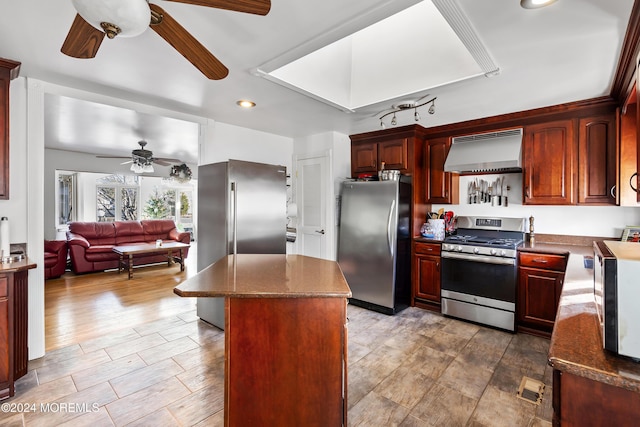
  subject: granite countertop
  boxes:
[545,242,640,392]
[414,237,444,244]
[0,257,37,272]
[174,254,352,299]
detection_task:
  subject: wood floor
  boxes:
[45,248,198,351]
[3,244,552,426]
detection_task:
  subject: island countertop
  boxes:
[174,254,352,298]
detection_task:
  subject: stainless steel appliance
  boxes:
[441,216,525,331]
[594,240,640,359]
[197,160,287,329]
[337,178,411,314]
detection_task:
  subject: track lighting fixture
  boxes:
[378,95,437,128]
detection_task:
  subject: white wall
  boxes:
[433,173,640,238]
[201,120,293,168]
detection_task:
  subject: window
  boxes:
[96,175,140,222]
[56,171,77,228]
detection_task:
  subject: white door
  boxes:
[296,154,330,259]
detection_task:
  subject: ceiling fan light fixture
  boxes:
[520,0,558,9]
[130,162,143,174]
[71,0,150,38]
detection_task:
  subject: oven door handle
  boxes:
[387,200,396,257]
[441,251,516,266]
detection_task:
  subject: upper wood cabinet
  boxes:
[351,138,409,175]
[425,137,458,204]
[379,138,409,171]
[0,58,21,200]
[578,114,617,205]
[351,142,378,174]
[523,120,577,205]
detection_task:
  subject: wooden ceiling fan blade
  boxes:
[149,4,229,80]
[61,14,105,58]
[153,159,173,166]
[162,0,271,16]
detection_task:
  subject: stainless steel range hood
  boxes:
[444,128,523,173]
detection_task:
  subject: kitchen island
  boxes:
[541,243,640,426]
[174,254,351,427]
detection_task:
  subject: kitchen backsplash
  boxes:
[432,173,640,239]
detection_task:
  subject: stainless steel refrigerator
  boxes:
[197,159,287,328]
[337,178,411,314]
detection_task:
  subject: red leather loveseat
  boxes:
[44,240,68,279]
[66,220,190,274]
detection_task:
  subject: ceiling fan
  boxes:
[60,0,271,80]
[97,140,183,173]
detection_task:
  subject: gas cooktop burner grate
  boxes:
[487,238,524,247]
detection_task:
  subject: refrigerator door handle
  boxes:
[231,181,238,255]
[387,200,396,257]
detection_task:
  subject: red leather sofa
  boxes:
[66,220,190,274]
[44,240,68,279]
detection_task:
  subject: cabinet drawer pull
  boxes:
[533,258,548,264]
[610,185,616,199]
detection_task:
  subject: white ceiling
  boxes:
[0,0,635,162]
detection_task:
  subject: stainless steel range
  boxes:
[440,216,525,331]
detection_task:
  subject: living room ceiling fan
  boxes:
[97,140,183,173]
[60,0,271,80]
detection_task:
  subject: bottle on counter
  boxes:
[529,215,535,247]
[0,216,8,259]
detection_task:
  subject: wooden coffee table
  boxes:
[112,242,190,279]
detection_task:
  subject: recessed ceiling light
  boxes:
[236,100,256,108]
[520,0,558,9]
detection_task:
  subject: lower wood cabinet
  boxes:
[553,370,640,426]
[0,269,30,400]
[413,242,441,310]
[517,251,568,337]
[226,297,348,426]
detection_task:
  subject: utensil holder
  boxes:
[427,219,445,240]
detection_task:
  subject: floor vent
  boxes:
[516,376,545,405]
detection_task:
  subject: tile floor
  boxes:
[2,304,552,426]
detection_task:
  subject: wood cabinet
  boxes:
[517,251,568,337]
[413,242,441,310]
[523,114,617,206]
[523,120,576,205]
[0,59,21,200]
[425,137,458,204]
[227,297,347,426]
[351,138,409,175]
[553,370,640,426]
[0,267,31,400]
[578,114,617,204]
